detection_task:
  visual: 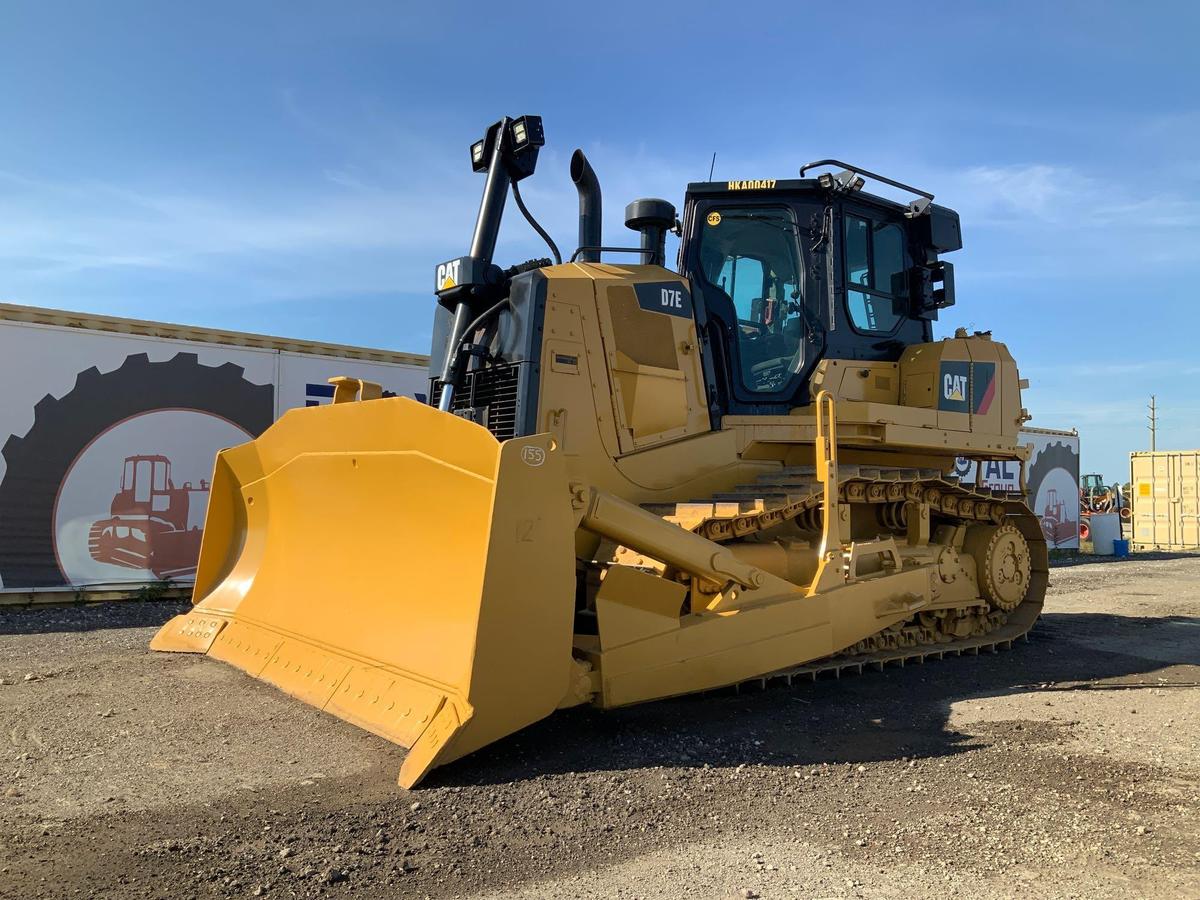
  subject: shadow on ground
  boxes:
[425,610,1200,788]
[2,579,1196,792]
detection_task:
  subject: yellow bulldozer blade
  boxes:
[151,398,577,788]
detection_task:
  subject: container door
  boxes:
[1182,452,1200,548]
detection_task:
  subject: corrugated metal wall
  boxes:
[1131,451,1200,551]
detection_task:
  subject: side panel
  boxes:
[592,275,711,454]
[531,264,775,505]
[538,276,625,464]
[899,337,1021,445]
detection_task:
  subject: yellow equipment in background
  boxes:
[154,116,1047,788]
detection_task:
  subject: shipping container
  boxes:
[1130,450,1200,551]
[954,426,1080,550]
[0,303,430,600]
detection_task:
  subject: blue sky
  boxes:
[1,1,1197,480]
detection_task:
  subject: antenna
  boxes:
[708,152,716,181]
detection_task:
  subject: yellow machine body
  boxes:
[154,262,1047,787]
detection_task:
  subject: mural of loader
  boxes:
[88,454,209,580]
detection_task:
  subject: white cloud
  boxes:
[953,164,1089,225]
[936,163,1200,237]
[0,159,479,295]
[1,122,1197,309]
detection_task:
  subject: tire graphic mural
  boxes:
[0,353,274,588]
[1027,440,1080,548]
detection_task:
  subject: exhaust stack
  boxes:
[570,149,602,263]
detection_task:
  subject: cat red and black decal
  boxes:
[938,360,996,414]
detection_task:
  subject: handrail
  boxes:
[798,159,935,202]
[569,246,657,263]
[814,390,841,559]
[808,390,845,595]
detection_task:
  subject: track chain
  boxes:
[639,465,1047,682]
[645,464,1013,543]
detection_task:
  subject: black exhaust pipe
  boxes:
[570,149,602,263]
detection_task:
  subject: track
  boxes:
[642,464,1050,686]
[651,464,1018,540]
[738,591,1043,691]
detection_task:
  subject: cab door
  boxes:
[824,202,930,361]
[684,203,821,413]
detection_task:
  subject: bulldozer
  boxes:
[153,115,1048,788]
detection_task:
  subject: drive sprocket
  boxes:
[963,523,1032,613]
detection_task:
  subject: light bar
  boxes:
[470,139,487,172]
[509,115,544,151]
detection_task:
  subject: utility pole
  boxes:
[1148,395,1157,452]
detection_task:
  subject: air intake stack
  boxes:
[624,198,676,267]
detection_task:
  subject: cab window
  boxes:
[716,256,765,321]
[134,459,152,503]
[699,208,805,394]
[844,214,906,334]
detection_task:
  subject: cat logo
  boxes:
[943,373,968,402]
[706,211,722,226]
[436,259,461,291]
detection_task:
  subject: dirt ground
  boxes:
[2,555,1199,900]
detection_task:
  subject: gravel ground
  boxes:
[2,554,1199,899]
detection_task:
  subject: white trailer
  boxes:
[0,303,429,601]
[954,426,1081,551]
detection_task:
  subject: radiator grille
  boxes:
[430,365,521,442]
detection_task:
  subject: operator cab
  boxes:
[427,118,964,441]
[678,168,961,417]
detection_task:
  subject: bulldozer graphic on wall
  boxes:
[1040,487,1078,547]
[88,454,209,579]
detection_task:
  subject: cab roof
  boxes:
[685,178,914,215]
[684,179,963,254]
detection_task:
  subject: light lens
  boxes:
[818,173,834,189]
[471,140,485,164]
[512,121,527,145]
